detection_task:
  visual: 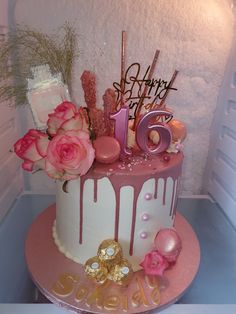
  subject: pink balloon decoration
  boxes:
[154,228,182,263]
[93,136,121,164]
[136,110,172,155]
[110,106,132,157]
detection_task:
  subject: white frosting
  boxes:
[54,176,178,271]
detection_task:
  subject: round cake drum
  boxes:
[25,205,200,314]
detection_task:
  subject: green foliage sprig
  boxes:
[0,23,78,106]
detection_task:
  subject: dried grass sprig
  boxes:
[0,23,78,106]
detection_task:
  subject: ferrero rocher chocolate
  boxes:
[84,256,108,284]
[84,239,134,286]
[97,239,123,267]
[109,258,133,286]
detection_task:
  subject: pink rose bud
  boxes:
[47,101,79,136]
[14,129,50,171]
[140,250,169,276]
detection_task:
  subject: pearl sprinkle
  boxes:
[140,231,148,239]
[144,193,152,200]
[141,213,150,221]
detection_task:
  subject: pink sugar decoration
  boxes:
[163,155,171,162]
[89,108,106,137]
[103,88,116,136]
[80,71,97,109]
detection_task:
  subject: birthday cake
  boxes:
[14,47,187,288]
[54,149,183,271]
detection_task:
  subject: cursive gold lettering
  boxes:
[131,277,150,307]
[52,272,163,311]
[145,275,159,288]
[52,273,79,297]
[86,282,109,308]
[121,294,129,312]
[75,285,88,302]
[103,295,120,310]
[151,286,161,305]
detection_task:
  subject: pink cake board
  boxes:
[25,205,200,314]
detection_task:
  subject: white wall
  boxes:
[204,21,236,226]
[11,0,234,195]
[0,1,22,222]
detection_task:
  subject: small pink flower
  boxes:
[47,101,88,136]
[140,250,169,276]
[45,130,95,180]
[14,129,49,171]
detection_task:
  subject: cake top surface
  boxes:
[89,151,183,178]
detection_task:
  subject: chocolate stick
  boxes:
[133,49,160,129]
[120,30,126,107]
[159,70,179,108]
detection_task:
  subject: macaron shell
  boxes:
[93,136,121,164]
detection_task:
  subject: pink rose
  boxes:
[140,250,169,276]
[57,107,89,134]
[45,130,95,180]
[47,101,85,136]
[14,129,49,171]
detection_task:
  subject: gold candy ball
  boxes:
[97,239,123,267]
[109,258,133,286]
[84,256,108,284]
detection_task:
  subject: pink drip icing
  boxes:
[129,190,139,255]
[169,180,176,216]
[94,179,98,203]
[172,180,180,219]
[78,153,183,254]
[154,178,158,199]
[79,176,85,244]
[114,187,121,241]
[163,179,167,205]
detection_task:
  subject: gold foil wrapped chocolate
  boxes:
[84,239,133,286]
[97,239,123,268]
[109,258,133,286]
[84,256,108,284]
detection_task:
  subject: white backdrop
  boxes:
[12,0,234,195]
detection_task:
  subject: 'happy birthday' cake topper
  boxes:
[112,32,178,124]
[113,63,178,120]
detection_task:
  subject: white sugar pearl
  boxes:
[145,193,152,200]
[141,213,150,221]
[140,231,148,239]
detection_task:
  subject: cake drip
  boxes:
[78,152,183,255]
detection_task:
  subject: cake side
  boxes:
[54,152,183,270]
